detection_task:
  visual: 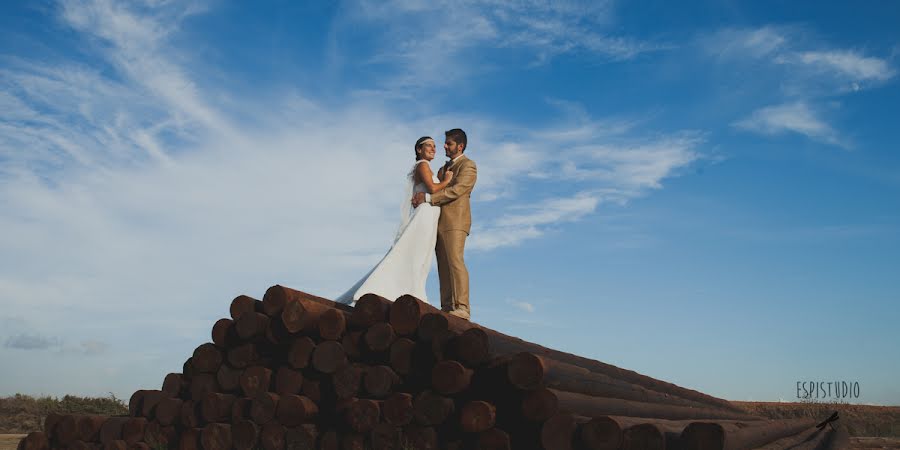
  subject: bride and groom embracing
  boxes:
[336,128,476,320]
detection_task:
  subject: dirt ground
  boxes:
[0,434,24,450]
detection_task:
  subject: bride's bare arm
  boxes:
[416,163,454,194]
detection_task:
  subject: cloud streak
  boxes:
[734,102,845,147]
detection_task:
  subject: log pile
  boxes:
[19,285,848,450]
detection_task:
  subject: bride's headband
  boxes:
[416,137,435,149]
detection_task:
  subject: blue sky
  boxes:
[1,0,898,405]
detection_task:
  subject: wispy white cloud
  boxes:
[793,50,895,82]
[734,102,845,147]
[4,334,62,351]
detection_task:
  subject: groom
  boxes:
[413,128,477,320]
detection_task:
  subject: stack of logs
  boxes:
[18,285,849,450]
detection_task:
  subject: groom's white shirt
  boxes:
[424,154,465,202]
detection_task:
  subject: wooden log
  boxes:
[509,352,741,411]
[155,396,183,426]
[241,366,273,397]
[121,418,147,446]
[541,413,582,450]
[228,343,260,369]
[417,313,448,342]
[19,432,49,450]
[340,433,365,450]
[143,421,176,448]
[680,418,816,450]
[529,389,761,422]
[128,442,149,450]
[285,336,315,370]
[139,391,164,419]
[180,400,202,429]
[364,365,399,398]
[345,399,381,433]
[265,316,292,345]
[370,423,399,450]
[128,392,146,418]
[319,308,347,341]
[352,293,392,328]
[389,295,430,336]
[183,358,196,379]
[262,285,352,319]
[400,426,437,450]
[99,417,129,445]
[231,420,259,450]
[751,427,821,450]
[413,391,454,426]
[236,312,270,340]
[311,341,347,374]
[211,318,237,348]
[201,393,236,423]
[259,422,285,450]
[250,392,280,425]
[231,398,251,423]
[105,440,128,450]
[284,424,318,450]
[162,373,187,398]
[821,425,849,450]
[460,401,496,433]
[364,322,397,353]
[76,415,107,442]
[230,295,263,320]
[275,366,305,396]
[476,428,511,450]
[177,428,201,450]
[431,360,473,395]
[192,343,224,373]
[622,423,675,450]
[43,412,65,440]
[216,363,242,392]
[68,440,92,450]
[389,338,416,376]
[55,415,80,446]
[342,331,363,361]
[190,374,220,400]
[384,393,414,426]
[772,427,829,450]
[200,423,231,450]
[275,395,319,427]
[301,378,323,405]
[333,363,363,400]
[318,430,339,450]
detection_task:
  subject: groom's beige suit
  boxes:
[431,154,477,318]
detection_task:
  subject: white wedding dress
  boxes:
[336,160,440,306]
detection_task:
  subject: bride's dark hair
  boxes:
[414,136,433,160]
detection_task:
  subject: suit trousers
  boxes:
[435,229,469,316]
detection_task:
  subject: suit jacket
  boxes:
[431,154,477,234]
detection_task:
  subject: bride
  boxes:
[336,136,454,305]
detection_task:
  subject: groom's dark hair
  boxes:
[445,128,467,152]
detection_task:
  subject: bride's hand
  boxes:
[444,169,454,182]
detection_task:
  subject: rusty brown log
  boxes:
[384,393,414,426]
[274,366,304,396]
[128,442,149,450]
[183,357,196,379]
[236,312,270,340]
[179,400,202,429]
[476,428,511,450]
[54,415,79,446]
[139,391,164,419]
[751,426,820,450]
[680,418,816,450]
[370,423,399,450]
[621,423,677,450]
[342,331,363,361]
[333,363,363,400]
[319,308,347,340]
[250,392,280,425]
[177,428,201,450]
[364,365,400,398]
[105,440,128,450]
[460,401,497,433]
[540,413,583,450]
[286,336,315,369]
[143,421,176,448]
[192,343,224,373]
[285,424,318,450]
[259,422,285,450]
[389,338,416,375]
[301,378,323,404]
[215,364,242,392]
[162,373,186,398]
[19,432,49,450]
[401,426,437,450]
[265,316,292,345]
[75,415,107,442]
[319,430,339,450]
[201,393,235,423]
[125,390,141,418]
[211,318,237,348]
[417,313,449,342]
[364,322,397,353]
[230,295,263,320]
[262,284,352,320]
[767,427,829,450]
[43,412,64,440]
[67,440,91,450]
[413,391,455,426]
[389,295,430,336]
[240,365,273,397]
[99,417,129,445]
[190,374,220,400]
[275,394,319,426]
[121,417,147,446]
[352,293,392,328]
[155,396,183,426]
[526,388,760,422]
[431,360,473,395]
[340,433,365,450]
[231,420,259,450]
[227,343,259,369]
[311,340,347,374]
[346,398,381,433]
[231,398,251,423]
[200,423,231,450]
[821,425,849,450]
